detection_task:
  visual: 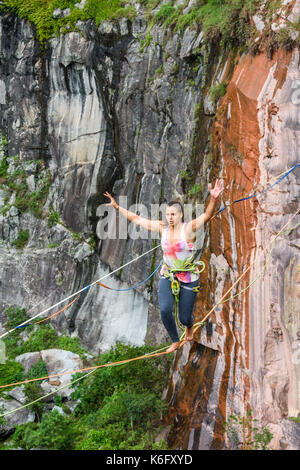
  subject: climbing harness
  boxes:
[162,257,205,331]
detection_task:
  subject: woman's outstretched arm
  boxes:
[104,192,163,234]
[185,179,224,240]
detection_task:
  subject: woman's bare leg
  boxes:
[184,325,194,341]
[166,341,180,353]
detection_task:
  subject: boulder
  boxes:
[51,405,66,415]
[15,351,41,374]
[40,349,83,398]
[73,242,94,262]
[0,398,35,438]
[3,385,26,404]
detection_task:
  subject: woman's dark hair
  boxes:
[166,200,184,221]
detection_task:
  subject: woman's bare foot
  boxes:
[166,342,180,353]
[184,325,194,341]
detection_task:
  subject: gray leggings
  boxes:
[158,276,199,342]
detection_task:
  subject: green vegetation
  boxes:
[47,210,61,227]
[154,65,164,76]
[0,150,97,250]
[276,26,295,51]
[154,2,182,26]
[187,183,204,198]
[13,409,76,449]
[1,342,172,450]
[23,383,46,421]
[139,28,153,53]
[153,0,260,49]
[47,242,60,249]
[0,155,51,220]
[3,305,87,361]
[0,0,297,55]
[12,229,30,249]
[0,360,24,394]
[27,358,48,381]
[0,0,137,44]
[5,306,29,330]
[288,416,300,423]
[224,409,274,450]
[87,234,97,250]
[13,324,87,359]
[210,81,228,105]
[71,231,82,241]
[179,170,192,181]
[149,0,299,55]
[0,156,9,179]
[205,151,213,167]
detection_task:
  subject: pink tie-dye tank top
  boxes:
[160,223,199,283]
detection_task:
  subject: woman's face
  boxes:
[165,205,182,228]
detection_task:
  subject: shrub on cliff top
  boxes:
[1,0,296,54]
[0,0,134,43]
[154,0,260,48]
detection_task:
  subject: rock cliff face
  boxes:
[0,1,299,450]
[164,44,300,450]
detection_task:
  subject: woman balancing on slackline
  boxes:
[104,178,224,353]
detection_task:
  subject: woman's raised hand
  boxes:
[208,179,224,199]
[104,191,118,209]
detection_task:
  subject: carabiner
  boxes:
[171,279,180,296]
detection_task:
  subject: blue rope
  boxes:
[13,263,162,330]
[216,163,300,215]
[100,261,163,292]
[14,324,34,329]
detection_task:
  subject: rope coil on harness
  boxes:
[162,258,206,331]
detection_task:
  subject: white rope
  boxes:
[0,244,161,339]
